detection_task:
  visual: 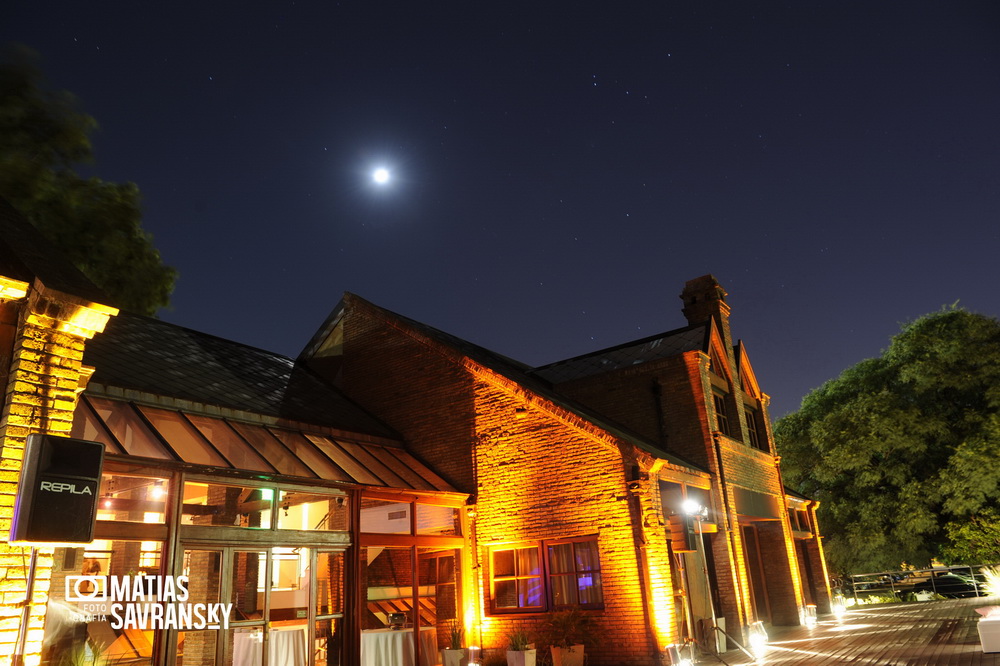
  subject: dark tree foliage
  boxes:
[775,308,1000,574]
[0,46,175,314]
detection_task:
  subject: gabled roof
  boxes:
[312,294,707,474]
[531,324,708,384]
[0,197,112,306]
[85,312,397,439]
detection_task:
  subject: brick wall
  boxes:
[0,286,115,666]
[332,299,679,664]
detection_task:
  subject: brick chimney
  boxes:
[680,274,733,351]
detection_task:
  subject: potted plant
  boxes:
[542,609,598,666]
[506,628,536,666]
[442,620,465,666]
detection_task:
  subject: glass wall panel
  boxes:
[88,397,172,459]
[362,547,414,629]
[96,472,169,524]
[43,541,163,666]
[360,498,411,534]
[185,414,274,472]
[224,422,316,478]
[136,406,229,467]
[258,426,352,481]
[269,547,308,622]
[314,618,345,666]
[419,548,460,652]
[277,491,349,531]
[231,550,267,622]
[416,504,460,536]
[304,434,384,486]
[181,549,223,666]
[71,399,124,454]
[182,482,273,528]
[316,552,345,616]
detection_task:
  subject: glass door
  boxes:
[172,545,343,665]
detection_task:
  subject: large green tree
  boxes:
[775,308,1000,574]
[0,46,175,314]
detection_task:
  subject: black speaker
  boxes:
[10,434,104,543]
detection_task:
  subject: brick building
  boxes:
[301,277,832,663]
[0,196,828,665]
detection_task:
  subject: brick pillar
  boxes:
[0,284,115,666]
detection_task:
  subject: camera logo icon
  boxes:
[65,576,107,602]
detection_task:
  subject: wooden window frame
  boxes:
[489,536,604,615]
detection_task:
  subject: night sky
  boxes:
[4,2,999,418]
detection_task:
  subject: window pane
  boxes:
[517,547,540,576]
[550,574,577,606]
[185,413,273,472]
[416,504,460,536]
[314,618,344,666]
[71,399,124,454]
[360,498,411,534]
[226,422,315,478]
[578,572,604,606]
[495,580,518,609]
[266,427,352,481]
[548,543,574,574]
[136,406,229,467]
[316,552,345,616]
[182,482,272,528]
[96,472,169,524]
[518,578,543,607]
[277,491,349,531]
[88,397,171,459]
[231,550,266,621]
[363,546,413,629]
[493,550,515,577]
[270,547,308,622]
[574,540,599,572]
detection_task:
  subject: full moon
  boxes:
[372,168,390,184]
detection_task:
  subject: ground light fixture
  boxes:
[748,621,769,660]
[803,604,818,627]
[831,593,847,618]
[666,644,693,666]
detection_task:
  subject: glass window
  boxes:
[713,392,731,436]
[492,545,543,611]
[659,481,683,515]
[96,472,169,524]
[362,546,414,629]
[416,504,460,536]
[265,427,352,481]
[277,491,349,531]
[71,399,124,454]
[136,405,229,467]
[88,397,172,459]
[224,421,315,478]
[316,551,345,616]
[547,539,603,608]
[745,405,763,450]
[184,414,274,473]
[43,540,164,665]
[182,482,273,528]
[305,434,384,486]
[360,497,411,534]
[492,539,603,613]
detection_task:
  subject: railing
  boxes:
[833,563,999,606]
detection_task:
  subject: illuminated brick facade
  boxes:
[306,275,831,663]
[0,280,115,665]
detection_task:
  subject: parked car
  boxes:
[912,572,985,598]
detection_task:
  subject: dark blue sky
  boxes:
[4,1,999,418]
